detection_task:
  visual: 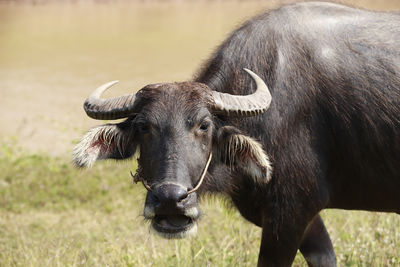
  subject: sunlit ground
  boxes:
[1,0,400,155]
[1,1,399,266]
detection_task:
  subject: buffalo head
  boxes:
[73,69,273,238]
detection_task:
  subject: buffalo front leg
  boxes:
[299,214,336,267]
[257,217,308,267]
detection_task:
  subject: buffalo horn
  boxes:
[210,68,272,116]
[83,81,138,120]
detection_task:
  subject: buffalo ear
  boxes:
[73,122,137,168]
[216,126,272,183]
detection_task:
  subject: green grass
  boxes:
[0,140,399,266]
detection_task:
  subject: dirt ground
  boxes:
[1,0,399,156]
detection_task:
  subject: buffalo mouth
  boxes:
[151,214,197,238]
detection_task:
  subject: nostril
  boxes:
[178,192,188,202]
[150,192,160,204]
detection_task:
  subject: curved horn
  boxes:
[84,81,138,120]
[209,68,272,116]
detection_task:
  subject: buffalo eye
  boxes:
[137,123,150,134]
[199,121,210,132]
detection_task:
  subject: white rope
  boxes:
[131,152,212,195]
[187,152,212,195]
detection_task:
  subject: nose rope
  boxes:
[130,152,212,195]
[130,170,153,192]
[187,152,212,195]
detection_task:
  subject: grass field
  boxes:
[1,1,400,266]
[0,140,399,266]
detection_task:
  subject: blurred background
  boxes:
[1,0,399,266]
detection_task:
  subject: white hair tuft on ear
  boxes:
[217,126,273,183]
[228,134,273,183]
[73,124,123,168]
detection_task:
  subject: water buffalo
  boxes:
[74,2,400,266]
